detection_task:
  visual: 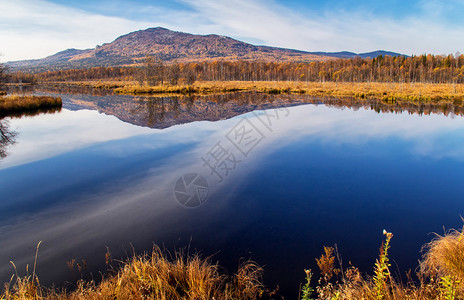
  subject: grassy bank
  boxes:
[43,80,464,103]
[115,84,243,95]
[0,96,62,116]
[2,247,264,300]
[301,227,464,300]
[44,81,128,90]
[95,80,464,102]
[2,225,464,299]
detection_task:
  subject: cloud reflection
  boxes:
[1,101,464,286]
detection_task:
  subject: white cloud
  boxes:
[1,0,464,62]
[179,0,464,55]
[0,0,155,62]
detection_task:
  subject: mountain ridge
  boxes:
[7,27,406,72]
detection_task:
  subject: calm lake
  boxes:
[1,87,464,298]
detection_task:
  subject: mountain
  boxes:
[7,27,406,72]
[310,50,406,58]
[9,49,94,71]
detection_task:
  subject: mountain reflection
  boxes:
[27,90,463,130]
[10,84,464,130]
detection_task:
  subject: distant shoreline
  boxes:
[35,80,464,103]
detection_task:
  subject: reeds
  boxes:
[105,80,464,102]
[0,95,62,116]
[301,226,464,300]
[2,246,264,300]
[46,79,464,103]
[421,225,464,297]
[3,226,464,299]
[114,83,243,95]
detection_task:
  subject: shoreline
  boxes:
[2,227,463,299]
[0,95,62,117]
[34,80,464,103]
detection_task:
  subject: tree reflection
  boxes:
[0,118,17,159]
[122,93,464,129]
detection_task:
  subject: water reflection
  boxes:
[10,91,459,135]
[1,89,464,298]
[0,106,62,120]
[56,92,464,129]
[0,119,16,159]
[8,83,114,97]
[58,92,314,129]
[10,84,464,129]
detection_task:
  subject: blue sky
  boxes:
[1,0,464,62]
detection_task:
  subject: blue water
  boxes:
[0,92,463,298]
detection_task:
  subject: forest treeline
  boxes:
[0,63,8,87]
[10,53,464,84]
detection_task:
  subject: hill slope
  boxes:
[310,50,407,58]
[7,27,405,72]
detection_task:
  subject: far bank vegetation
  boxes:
[0,62,9,95]
[28,53,464,84]
[7,54,464,101]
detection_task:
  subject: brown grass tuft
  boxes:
[300,228,464,300]
[0,95,62,117]
[421,226,464,295]
[1,246,264,300]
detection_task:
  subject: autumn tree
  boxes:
[145,56,164,86]
[19,53,464,85]
[0,63,8,87]
[185,68,196,85]
[167,62,180,85]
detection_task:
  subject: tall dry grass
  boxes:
[0,95,62,116]
[3,227,464,299]
[301,226,464,300]
[105,80,464,102]
[2,246,264,300]
[421,226,464,298]
[114,82,243,95]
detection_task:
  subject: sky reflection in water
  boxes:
[0,95,464,297]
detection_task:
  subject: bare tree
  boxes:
[168,63,180,85]
[145,56,164,86]
[0,119,16,159]
[185,68,196,85]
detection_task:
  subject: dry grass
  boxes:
[422,227,464,279]
[421,226,464,297]
[48,80,464,103]
[1,246,264,300]
[245,81,464,103]
[106,80,464,103]
[45,81,130,89]
[0,95,62,116]
[114,82,244,95]
[301,226,464,300]
[3,228,464,299]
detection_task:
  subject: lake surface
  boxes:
[1,88,464,298]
